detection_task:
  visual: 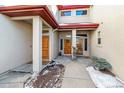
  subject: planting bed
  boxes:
[24,63,65,88]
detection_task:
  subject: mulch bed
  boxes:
[24,63,65,88]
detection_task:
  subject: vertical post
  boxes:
[33,16,42,74]
[72,29,76,59]
[49,28,53,62]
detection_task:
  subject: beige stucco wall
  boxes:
[90,6,124,80]
[58,8,91,24]
[51,31,59,59]
[0,14,32,74]
[47,5,59,23]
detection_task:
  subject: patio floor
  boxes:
[0,71,31,88]
[0,63,33,88]
[0,63,48,88]
[0,56,95,88]
[55,56,96,88]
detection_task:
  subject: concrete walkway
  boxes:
[0,71,31,88]
[0,57,95,88]
[55,56,96,88]
[0,63,32,88]
[0,63,47,88]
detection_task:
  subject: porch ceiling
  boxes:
[21,19,49,28]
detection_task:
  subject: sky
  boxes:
[1,0,124,6]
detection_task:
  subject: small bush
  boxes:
[92,56,98,62]
[91,56,112,71]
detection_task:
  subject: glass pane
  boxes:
[98,38,101,44]
[84,38,87,51]
[61,11,71,16]
[77,34,87,37]
[76,36,83,55]
[60,39,63,50]
[76,10,87,15]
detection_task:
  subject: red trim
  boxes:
[59,23,99,29]
[0,5,58,29]
[57,5,90,10]
[0,5,45,11]
[0,5,99,30]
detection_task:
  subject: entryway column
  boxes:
[72,29,77,59]
[49,28,53,62]
[33,16,42,74]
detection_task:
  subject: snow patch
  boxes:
[86,66,124,88]
[42,70,49,75]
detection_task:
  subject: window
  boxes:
[84,38,88,51]
[77,34,87,37]
[97,31,102,45]
[98,38,101,45]
[60,39,63,50]
[76,10,87,16]
[61,11,71,16]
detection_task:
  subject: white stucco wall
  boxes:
[0,14,32,74]
[90,6,124,80]
[58,8,91,24]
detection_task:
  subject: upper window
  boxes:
[98,38,101,45]
[61,11,71,16]
[97,31,102,45]
[76,10,87,16]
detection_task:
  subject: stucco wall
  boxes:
[47,5,59,23]
[0,14,32,74]
[58,8,91,24]
[52,31,59,59]
[90,6,124,80]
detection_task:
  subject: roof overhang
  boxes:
[0,5,58,29]
[0,5,99,30]
[59,23,99,30]
[57,5,90,10]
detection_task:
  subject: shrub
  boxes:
[92,56,99,62]
[91,56,112,71]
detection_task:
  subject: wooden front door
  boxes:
[42,36,49,64]
[64,39,72,54]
